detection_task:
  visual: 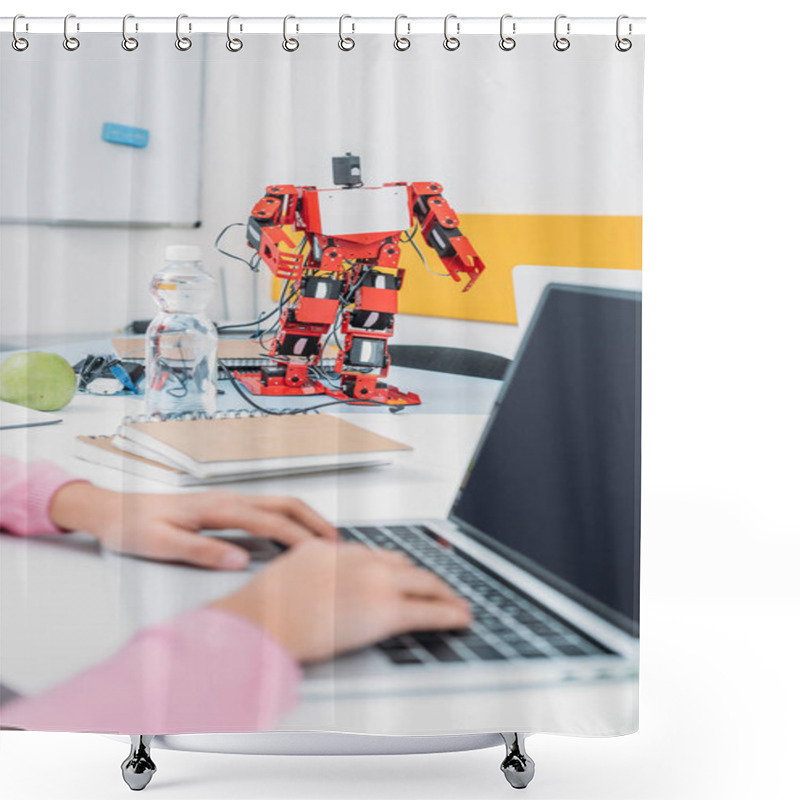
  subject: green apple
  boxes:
[0,351,77,411]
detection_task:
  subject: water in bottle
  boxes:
[145,245,218,417]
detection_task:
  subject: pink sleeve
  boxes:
[0,606,302,734]
[0,455,83,536]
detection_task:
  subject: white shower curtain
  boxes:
[1,24,643,740]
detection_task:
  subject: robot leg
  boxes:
[330,271,421,407]
[234,275,340,396]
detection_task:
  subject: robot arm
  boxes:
[246,185,305,280]
[409,182,485,292]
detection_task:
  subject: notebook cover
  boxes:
[123,413,411,466]
[76,434,184,473]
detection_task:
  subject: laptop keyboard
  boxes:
[339,524,615,666]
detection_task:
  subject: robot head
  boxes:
[332,153,362,187]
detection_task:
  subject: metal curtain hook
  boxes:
[394,14,410,51]
[175,14,192,51]
[499,14,516,51]
[226,15,243,51]
[615,14,632,51]
[63,13,80,51]
[553,14,570,51]
[12,14,29,51]
[122,14,138,51]
[443,14,460,51]
[339,14,355,51]
[283,15,299,51]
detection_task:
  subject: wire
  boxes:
[213,231,405,412]
[217,265,299,336]
[214,222,257,270]
[319,264,375,356]
[212,220,284,335]
[216,307,279,334]
[308,364,341,391]
[217,363,286,414]
[218,362,394,414]
[402,222,450,277]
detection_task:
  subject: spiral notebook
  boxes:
[76,435,213,486]
[75,434,387,486]
[109,411,411,480]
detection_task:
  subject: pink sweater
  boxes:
[0,456,301,734]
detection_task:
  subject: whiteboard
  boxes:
[0,34,204,226]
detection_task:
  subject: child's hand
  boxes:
[48,483,337,570]
[210,538,473,662]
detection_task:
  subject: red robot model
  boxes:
[239,154,485,406]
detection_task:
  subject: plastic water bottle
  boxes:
[145,245,218,417]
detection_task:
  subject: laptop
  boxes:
[302,283,642,696]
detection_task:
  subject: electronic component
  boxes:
[332,152,363,187]
[74,355,144,395]
[234,155,486,406]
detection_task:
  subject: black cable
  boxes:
[402,222,449,277]
[319,264,373,355]
[216,308,279,334]
[255,279,298,347]
[218,362,394,414]
[218,363,287,414]
[308,364,341,391]
[214,222,256,270]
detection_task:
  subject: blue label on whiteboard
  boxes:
[102,123,149,148]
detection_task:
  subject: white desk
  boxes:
[0,373,636,736]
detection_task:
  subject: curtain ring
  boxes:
[226,15,243,52]
[339,15,355,51]
[12,15,29,52]
[394,14,411,51]
[121,14,138,51]
[282,15,299,52]
[553,14,570,52]
[615,15,632,52]
[175,14,192,51]
[443,14,460,51]
[63,13,80,51]
[499,14,516,51]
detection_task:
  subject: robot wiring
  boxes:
[212,158,485,407]
[214,223,306,338]
[400,222,451,277]
[218,362,400,415]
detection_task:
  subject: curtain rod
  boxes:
[1,16,646,37]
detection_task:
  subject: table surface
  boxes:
[0,340,636,736]
[18,334,504,416]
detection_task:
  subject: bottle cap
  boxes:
[165,245,203,262]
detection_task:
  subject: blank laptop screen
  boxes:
[451,285,641,635]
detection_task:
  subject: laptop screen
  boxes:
[451,285,641,637]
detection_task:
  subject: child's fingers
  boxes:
[197,492,336,542]
[238,508,319,546]
[393,597,473,634]
[393,565,465,603]
[197,499,318,546]
[155,526,251,571]
[253,496,338,540]
[372,549,412,565]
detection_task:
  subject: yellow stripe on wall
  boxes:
[271,214,642,324]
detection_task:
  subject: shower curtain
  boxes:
[0,20,644,741]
